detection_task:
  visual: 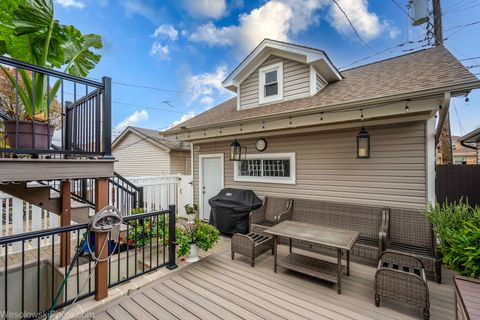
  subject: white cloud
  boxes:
[184,0,227,19]
[56,0,85,9]
[185,65,233,107]
[152,24,179,41]
[121,0,157,22]
[115,110,149,131]
[150,42,170,60]
[189,0,399,53]
[168,111,197,129]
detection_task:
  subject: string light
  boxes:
[405,100,410,113]
[289,117,292,126]
[240,124,243,132]
[203,130,206,136]
[360,109,364,121]
[465,93,470,104]
[320,112,324,122]
[188,131,191,138]
[219,127,223,134]
[262,121,265,129]
[175,134,178,140]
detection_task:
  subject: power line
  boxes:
[338,38,428,70]
[460,56,480,61]
[112,81,193,94]
[112,101,185,114]
[330,0,377,52]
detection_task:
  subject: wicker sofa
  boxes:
[385,207,441,283]
[287,199,390,262]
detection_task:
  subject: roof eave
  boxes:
[165,79,480,135]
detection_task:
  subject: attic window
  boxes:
[259,61,283,104]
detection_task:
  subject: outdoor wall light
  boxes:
[230,139,246,161]
[357,127,370,158]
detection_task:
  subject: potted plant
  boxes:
[176,220,219,262]
[184,203,199,221]
[425,200,480,279]
[0,0,102,150]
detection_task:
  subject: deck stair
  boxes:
[0,182,93,223]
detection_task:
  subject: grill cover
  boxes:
[208,188,262,234]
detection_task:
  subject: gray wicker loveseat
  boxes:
[287,199,390,262]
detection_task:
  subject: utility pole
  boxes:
[432,0,452,164]
[432,0,443,45]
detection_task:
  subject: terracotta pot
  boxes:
[4,120,55,150]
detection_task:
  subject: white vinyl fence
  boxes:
[1,192,59,255]
[125,175,193,217]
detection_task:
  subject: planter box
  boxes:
[454,275,480,320]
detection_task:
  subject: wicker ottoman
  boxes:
[374,250,430,320]
[231,232,274,267]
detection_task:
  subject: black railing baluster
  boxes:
[51,234,55,304]
[47,75,51,149]
[117,228,121,285]
[4,244,8,316]
[64,231,68,303]
[163,212,166,265]
[134,219,138,276]
[76,230,80,296]
[156,214,159,267]
[21,239,25,316]
[32,71,36,151]
[108,231,111,286]
[15,68,19,149]
[126,222,130,278]
[37,237,40,313]
[61,79,65,153]
[142,217,145,273]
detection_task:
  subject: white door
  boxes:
[200,154,224,221]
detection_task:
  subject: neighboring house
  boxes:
[112,126,191,176]
[436,135,477,164]
[460,127,480,164]
[163,39,479,219]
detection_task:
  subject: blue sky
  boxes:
[54,0,480,137]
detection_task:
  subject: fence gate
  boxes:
[436,165,480,206]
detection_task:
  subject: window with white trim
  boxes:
[234,152,295,184]
[258,62,283,104]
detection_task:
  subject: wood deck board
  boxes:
[89,247,456,320]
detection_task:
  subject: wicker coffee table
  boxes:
[264,221,359,294]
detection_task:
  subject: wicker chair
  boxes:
[231,232,274,267]
[290,199,389,261]
[249,197,293,234]
[375,250,430,320]
[386,207,441,283]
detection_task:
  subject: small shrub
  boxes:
[425,200,480,278]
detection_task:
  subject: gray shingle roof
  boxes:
[168,46,477,131]
[118,127,190,151]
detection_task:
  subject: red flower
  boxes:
[127,239,132,245]
[119,234,124,241]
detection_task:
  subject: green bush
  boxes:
[425,200,480,278]
[176,221,220,257]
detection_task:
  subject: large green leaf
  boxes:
[63,32,102,77]
[13,0,53,36]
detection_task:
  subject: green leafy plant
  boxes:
[0,0,102,123]
[126,208,170,247]
[176,221,220,257]
[184,203,199,215]
[425,200,480,278]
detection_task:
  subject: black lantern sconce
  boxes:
[356,127,370,158]
[230,139,247,161]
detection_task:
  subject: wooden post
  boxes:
[94,178,109,300]
[432,0,443,46]
[60,180,71,268]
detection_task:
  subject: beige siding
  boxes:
[112,132,170,176]
[193,121,427,210]
[239,55,310,110]
[170,150,191,175]
[316,72,327,92]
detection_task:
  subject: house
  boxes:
[436,135,477,164]
[112,126,191,176]
[163,39,480,220]
[460,127,480,163]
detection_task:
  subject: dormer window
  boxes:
[259,61,283,104]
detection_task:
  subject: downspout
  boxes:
[460,140,478,150]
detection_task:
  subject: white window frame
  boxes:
[233,152,296,184]
[258,61,283,104]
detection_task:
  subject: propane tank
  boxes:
[409,0,430,26]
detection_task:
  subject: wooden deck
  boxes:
[88,247,455,320]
